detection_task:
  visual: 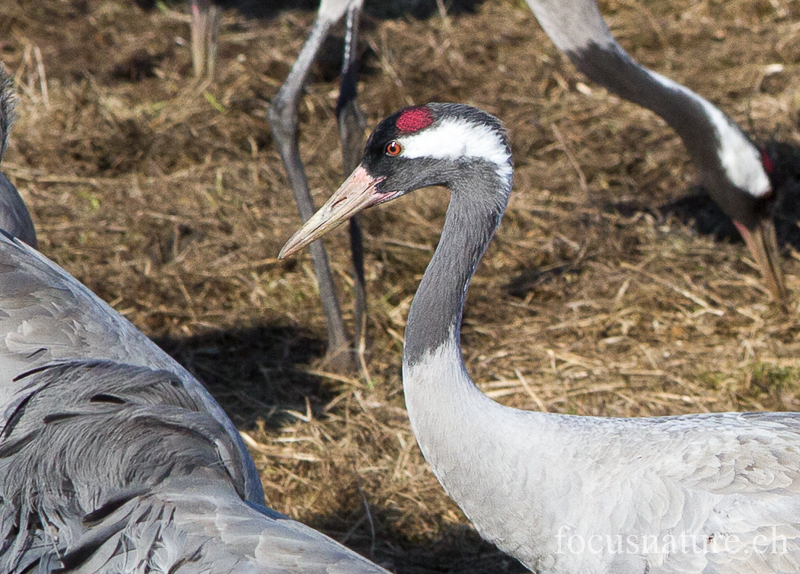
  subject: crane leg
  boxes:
[189,0,221,80]
[336,5,368,362]
[268,16,353,371]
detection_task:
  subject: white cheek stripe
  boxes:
[397,118,513,183]
[649,71,771,198]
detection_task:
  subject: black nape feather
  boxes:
[765,140,800,220]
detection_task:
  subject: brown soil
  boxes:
[2,0,800,571]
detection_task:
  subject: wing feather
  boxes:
[0,232,263,501]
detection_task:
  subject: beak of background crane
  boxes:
[734,218,786,303]
[279,166,392,260]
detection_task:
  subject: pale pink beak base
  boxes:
[279,166,386,260]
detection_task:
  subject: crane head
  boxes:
[279,103,511,259]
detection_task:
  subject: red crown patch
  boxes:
[396,107,434,134]
[760,148,774,174]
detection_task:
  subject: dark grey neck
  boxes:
[570,42,726,180]
[526,0,765,223]
[570,41,767,224]
[404,166,511,365]
[529,0,730,173]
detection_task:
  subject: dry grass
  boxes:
[2,0,800,571]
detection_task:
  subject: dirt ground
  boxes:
[3,0,800,571]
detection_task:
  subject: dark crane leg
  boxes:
[189,2,367,369]
[189,0,221,80]
[268,16,354,371]
[336,5,368,362]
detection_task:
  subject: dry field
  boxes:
[3,0,800,571]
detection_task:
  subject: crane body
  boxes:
[281,103,800,574]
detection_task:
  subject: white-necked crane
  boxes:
[0,234,390,570]
[280,103,800,574]
[0,67,37,249]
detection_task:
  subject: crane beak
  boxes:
[279,166,390,259]
[734,218,786,302]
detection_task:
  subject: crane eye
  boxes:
[385,141,403,156]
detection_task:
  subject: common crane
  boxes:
[281,102,800,574]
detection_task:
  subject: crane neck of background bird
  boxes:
[527,0,770,209]
[573,43,768,202]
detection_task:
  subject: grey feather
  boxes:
[0,232,389,573]
[0,232,262,501]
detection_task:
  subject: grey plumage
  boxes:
[0,232,389,573]
[0,68,37,248]
[0,232,261,501]
[0,71,15,162]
